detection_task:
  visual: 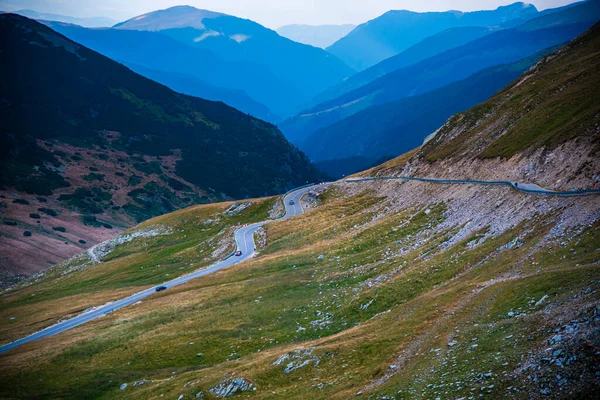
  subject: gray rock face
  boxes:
[273,347,320,373]
[210,378,254,397]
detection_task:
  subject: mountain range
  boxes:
[1,19,598,399]
[0,13,321,277]
[326,2,540,71]
[9,9,117,27]
[282,0,600,175]
[276,24,356,48]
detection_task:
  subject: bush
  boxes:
[52,226,66,232]
[79,239,87,244]
[13,199,29,205]
[115,172,125,177]
[37,197,48,203]
[29,213,41,219]
[83,173,105,182]
[102,223,113,229]
[81,215,101,227]
[38,208,58,217]
[23,231,32,237]
[4,221,17,226]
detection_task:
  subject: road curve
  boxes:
[0,183,328,355]
[346,176,600,196]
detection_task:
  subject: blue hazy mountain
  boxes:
[313,26,496,105]
[44,21,299,119]
[113,6,355,117]
[301,48,559,178]
[281,0,600,145]
[124,63,276,122]
[276,24,356,48]
[326,2,539,71]
[11,9,117,27]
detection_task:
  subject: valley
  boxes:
[0,2,599,399]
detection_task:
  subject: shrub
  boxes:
[52,226,66,232]
[38,208,58,217]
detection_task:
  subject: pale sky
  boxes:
[0,0,580,28]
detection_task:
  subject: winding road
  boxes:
[0,183,327,355]
[346,176,600,196]
[2,174,595,354]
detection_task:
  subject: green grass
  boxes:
[0,184,598,399]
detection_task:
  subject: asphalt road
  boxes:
[0,183,328,355]
[346,176,600,196]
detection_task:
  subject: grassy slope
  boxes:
[0,185,597,399]
[423,22,600,161]
[0,197,276,345]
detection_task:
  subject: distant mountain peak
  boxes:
[114,6,226,31]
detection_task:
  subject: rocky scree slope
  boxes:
[0,14,320,279]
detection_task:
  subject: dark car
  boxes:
[289,200,295,205]
[235,250,242,256]
[155,286,167,292]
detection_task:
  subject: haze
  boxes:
[0,0,581,28]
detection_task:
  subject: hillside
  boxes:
[0,14,320,280]
[314,26,495,106]
[326,2,539,71]
[112,6,355,117]
[43,21,286,121]
[0,21,598,400]
[282,1,600,146]
[276,24,356,48]
[301,48,557,177]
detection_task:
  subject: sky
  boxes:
[0,0,581,28]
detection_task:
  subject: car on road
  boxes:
[235,250,242,256]
[155,286,167,292]
[289,200,295,205]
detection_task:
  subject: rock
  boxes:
[273,347,320,373]
[195,392,205,398]
[535,295,549,307]
[317,255,325,260]
[507,311,515,318]
[448,341,457,347]
[210,378,254,397]
[120,383,127,391]
[197,353,203,357]
[178,396,184,400]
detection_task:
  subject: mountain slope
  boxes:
[0,14,320,278]
[314,25,495,105]
[0,24,598,400]
[113,6,355,117]
[281,1,600,145]
[43,21,292,119]
[302,48,557,175]
[124,63,275,122]
[326,2,539,71]
[276,24,356,48]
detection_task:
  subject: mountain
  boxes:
[0,14,321,278]
[43,21,293,119]
[10,9,117,27]
[1,23,598,400]
[113,6,355,117]
[276,24,356,48]
[313,26,495,106]
[125,63,275,122]
[302,47,559,177]
[281,1,600,145]
[326,2,539,71]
